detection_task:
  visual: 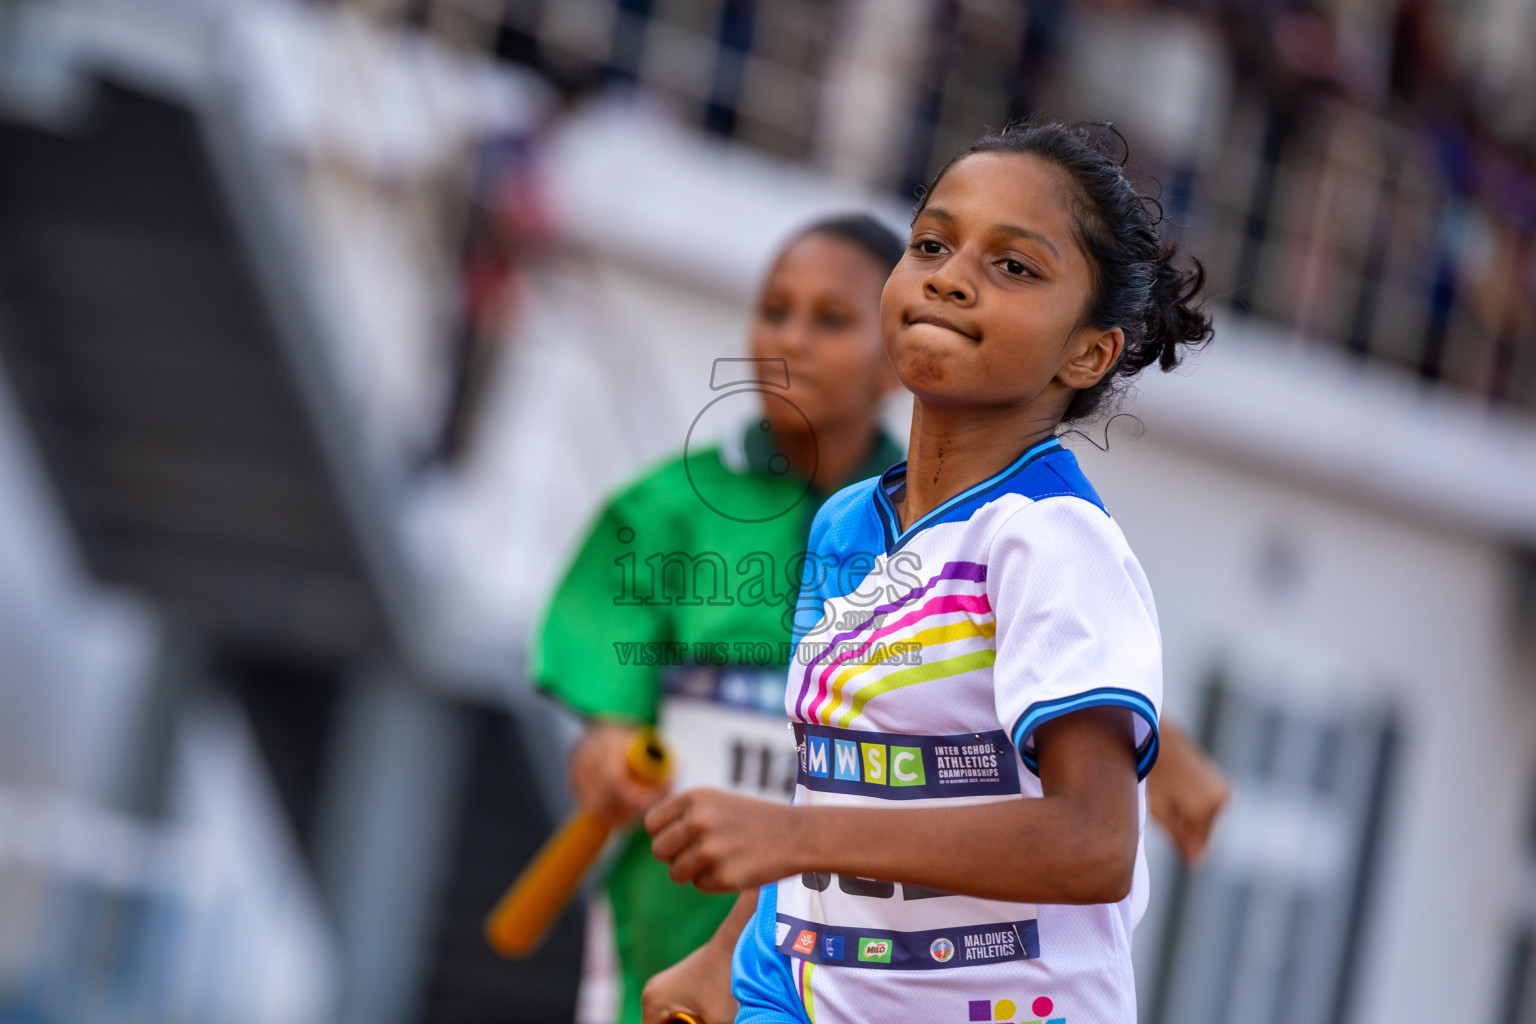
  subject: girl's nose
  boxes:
[923,262,975,304]
[776,315,813,354]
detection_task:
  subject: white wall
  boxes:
[1079,432,1536,1023]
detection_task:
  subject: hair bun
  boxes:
[1139,244,1211,374]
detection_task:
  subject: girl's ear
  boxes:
[1058,326,1124,390]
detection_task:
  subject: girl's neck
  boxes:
[897,401,1059,532]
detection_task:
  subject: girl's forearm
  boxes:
[646,708,1141,900]
[786,796,1135,904]
[776,709,1141,904]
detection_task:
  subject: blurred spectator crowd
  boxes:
[427,0,1536,436]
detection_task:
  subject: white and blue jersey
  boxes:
[733,436,1162,1024]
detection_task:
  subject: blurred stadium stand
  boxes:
[0,5,577,1022]
[0,1,1534,1024]
[492,0,1536,413]
[0,84,395,663]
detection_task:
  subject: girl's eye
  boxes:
[760,305,790,324]
[913,239,946,256]
[1001,258,1030,277]
[817,312,852,330]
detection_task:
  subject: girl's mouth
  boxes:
[906,312,979,342]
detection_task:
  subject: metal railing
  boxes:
[479,0,1536,413]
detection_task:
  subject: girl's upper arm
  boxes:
[1033,704,1143,895]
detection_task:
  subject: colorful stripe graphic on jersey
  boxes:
[796,561,992,724]
[814,598,999,727]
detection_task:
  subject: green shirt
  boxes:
[533,425,901,1023]
[534,426,903,720]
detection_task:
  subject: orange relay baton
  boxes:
[485,727,672,958]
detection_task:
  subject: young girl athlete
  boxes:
[644,122,1213,1023]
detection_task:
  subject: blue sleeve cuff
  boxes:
[1010,687,1160,780]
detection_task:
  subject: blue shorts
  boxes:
[732,885,810,1024]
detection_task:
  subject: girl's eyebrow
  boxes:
[921,206,1061,261]
[998,224,1061,261]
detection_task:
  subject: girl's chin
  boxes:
[896,368,999,408]
[893,351,957,394]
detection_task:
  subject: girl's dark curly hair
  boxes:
[915,121,1213,423]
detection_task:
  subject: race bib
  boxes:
[776,723,1039,970]
[658,665,797,803]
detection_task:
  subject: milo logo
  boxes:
[858,937,892,963]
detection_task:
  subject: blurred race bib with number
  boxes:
[658,665,796,803]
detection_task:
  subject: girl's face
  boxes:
[750,233,896,440]
[881,152,1123,418]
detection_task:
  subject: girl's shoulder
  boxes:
[982,448,1135,558]
[811,474,883,523]
[1011,445,1107,515]
[805,476,885,556]
[609,446,701,505]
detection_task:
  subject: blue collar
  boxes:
[872,435,1064,552]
